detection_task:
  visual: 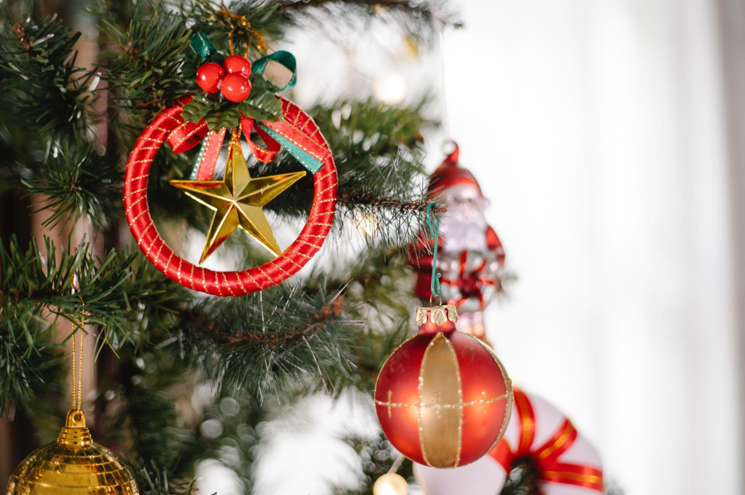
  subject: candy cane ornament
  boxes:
[414,388,603,495]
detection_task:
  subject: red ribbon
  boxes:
[490,389,604,492]
[163,94,292,179]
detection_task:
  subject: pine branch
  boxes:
[183,0,460,51]
[22,138,122,230]
[250,97,438,250]
[333,152,437,250]
[280,0,462,43]
[179,282,363,401]
[134,463,198,495]
[339,193,445,213]
[0,11,94,136]
[499,457,542,495]
[334,433,414,495]
[0,235,185,355]
[96,0,193,140]
[0,315,66,417]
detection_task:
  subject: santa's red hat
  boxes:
[428,143,483,198]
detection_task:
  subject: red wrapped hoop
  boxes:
[123,96,337,297]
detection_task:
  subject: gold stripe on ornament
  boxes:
[418,332,462,468]
[374,392,510,410]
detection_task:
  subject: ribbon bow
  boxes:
[166,49,325,180]
[490,389,604,492]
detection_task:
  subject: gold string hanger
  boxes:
[208,8,267,58]
[70,280,86,412]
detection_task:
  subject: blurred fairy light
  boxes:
[372,473,408,495]
[357,212,379,237]
[373,72,407,105]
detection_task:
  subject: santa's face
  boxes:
[437,184,491,253]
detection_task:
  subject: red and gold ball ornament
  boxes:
[374,305,513,469]
[124,36,337,296]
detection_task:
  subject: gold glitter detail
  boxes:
[154,242,165,265]
[288,249,312,260]
[125,194,147,215]
[222,273,236,297]
[271,261,291,278]
[124,187,147,199]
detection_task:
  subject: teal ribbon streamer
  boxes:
[252,51,297,91]
[257,123,323,173]
[426,202,442,298]
[189,32,217,57]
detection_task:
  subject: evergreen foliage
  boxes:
[0,0,495,493]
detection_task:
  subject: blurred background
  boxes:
[282,0,745,493]
[2,0,745,494]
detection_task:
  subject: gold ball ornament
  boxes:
[6,410,139,495]
[373,473,408,495]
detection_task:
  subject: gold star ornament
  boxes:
[170,130,305,264]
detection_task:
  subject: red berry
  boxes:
[196,63,225,94]
[224,55,252,77]
[221,74,252,102]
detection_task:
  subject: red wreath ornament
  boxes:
[123,95,337,297]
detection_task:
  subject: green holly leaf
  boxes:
[180,96,208,124]
[179,76,284,132]
[239,88,283,122]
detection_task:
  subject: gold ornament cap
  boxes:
[415,305,458,328]
[57,410,93,449]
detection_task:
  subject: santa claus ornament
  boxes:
[409,143,506,342]
[374,304,513,469]
[413,388,604,494]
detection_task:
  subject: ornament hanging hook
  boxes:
[426,202,442,303]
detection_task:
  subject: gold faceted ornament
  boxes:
[6,410,139,495]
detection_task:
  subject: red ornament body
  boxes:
[196,63,225,94]
[221,73,252,102]
[224,55,252,77]
[374,305,512,469]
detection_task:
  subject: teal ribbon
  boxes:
[189,32,217,57]
[426,202,442,298]
[252,51,297,91]
[257,123,323,173]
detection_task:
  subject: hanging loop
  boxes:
[426,202,442,299]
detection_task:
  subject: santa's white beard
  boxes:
[440,211,489,253]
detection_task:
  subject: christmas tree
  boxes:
[0,2,618,494]
[0,0,459,493]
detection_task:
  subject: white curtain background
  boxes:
[223,1,745,494]
[443,0,743,494]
